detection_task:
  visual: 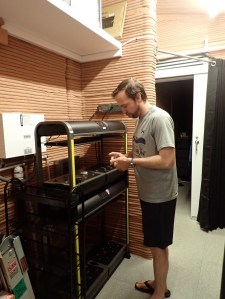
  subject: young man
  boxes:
[109,78,178,299]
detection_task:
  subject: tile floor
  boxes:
[96,181,225,299]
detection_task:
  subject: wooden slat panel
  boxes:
[0,0,157,258]
[66,59,83,120]
[0,37,68,118]
[80,0,157,259]
[157,0,208,15]
[4,0,225,260]
[0,36,83,236]
[157,6,225,58]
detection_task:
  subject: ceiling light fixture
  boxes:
[199,0,225,18]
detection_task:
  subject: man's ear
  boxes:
[135,92,142,103]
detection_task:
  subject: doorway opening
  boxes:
[156,78,193,184]
[155,57,208,217]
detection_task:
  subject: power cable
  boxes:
[3,178,24,236]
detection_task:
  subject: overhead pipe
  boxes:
[157,48,216,66]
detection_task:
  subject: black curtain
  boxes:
[198,59,225,231]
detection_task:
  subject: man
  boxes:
[109,78,178,299]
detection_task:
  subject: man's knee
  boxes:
[150,247,168,258]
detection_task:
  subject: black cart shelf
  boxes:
[20,120,130,299]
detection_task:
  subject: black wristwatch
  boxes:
[129,158,135,167]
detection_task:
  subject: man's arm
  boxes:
[109,147,175,171]
[132,147,175,169]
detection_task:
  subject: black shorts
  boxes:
[140,198,177,249]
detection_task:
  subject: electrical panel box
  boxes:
[0,113,46,159]
[97,103,122,113]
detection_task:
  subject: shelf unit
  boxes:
[20,120,129,299]
[0,0,122,62]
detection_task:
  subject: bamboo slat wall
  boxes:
[1,0,225,260]
[0,38,67,117]
[0,0,157,259]
[82,0,157,259]
[157,3,225,59]
[0,36,84,235]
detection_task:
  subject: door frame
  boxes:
[155,58,208,218]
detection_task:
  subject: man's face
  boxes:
[114,90,140,118]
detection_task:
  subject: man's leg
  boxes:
[134,247,169,296]
[150,246,169,299]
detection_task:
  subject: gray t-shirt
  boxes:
[133,105,178,203]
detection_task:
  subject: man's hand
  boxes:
[109,152,130,171]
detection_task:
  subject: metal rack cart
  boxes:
[20,120,130,299]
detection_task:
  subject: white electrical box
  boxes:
[0,113,46,159]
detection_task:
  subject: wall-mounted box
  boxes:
[0,113,46,159]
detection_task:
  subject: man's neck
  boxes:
[139,101,151,118]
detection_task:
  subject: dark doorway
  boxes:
[156,79,193,181]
